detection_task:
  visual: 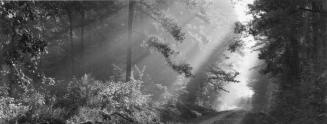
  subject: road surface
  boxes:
[189,110,247,124]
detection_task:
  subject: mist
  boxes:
[0,0,266,123]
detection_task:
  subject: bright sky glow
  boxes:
[166,0,257,111]
[218,0,257,111]
[133,0,256,111]
[234,0,256,98]
[83,0,256,111]
[169,0,237,90]
[234,0,255,23]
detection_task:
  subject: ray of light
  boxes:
[217,0,257,111]
[167,0,238,93]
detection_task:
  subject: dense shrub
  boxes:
[0,75,161,124]
[0,97,29,122]
[65,75,159,124]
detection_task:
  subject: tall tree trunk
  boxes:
[126,0,135,81]
[80,9,85,75]
[68,10,75,76]
[315,1,327,121]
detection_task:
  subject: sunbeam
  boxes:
[217,0,256,111]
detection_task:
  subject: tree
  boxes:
[67,8,75,76]
[249,0,327,123]
[126,0,135,81]
[0,1,50,97]
[125,0,192,80]
[79,5,85,75]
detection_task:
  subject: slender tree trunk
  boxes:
[80,9,85,75]
[126,0,135,81]
[68,10,75,76]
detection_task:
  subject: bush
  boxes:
[0,97,29,122]
[63,75,159,124]
[0,74,162,124]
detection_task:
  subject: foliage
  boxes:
[0,1,243,123]
[247,65,278,113]
[227,22,246,53]
[145,36,193,77]
[0,97,28,121]
[0,1,50,97]
[0,74,162,124]
[196,62,240,108]
[137,0,193,78]
[139,0,186,43]
[248,0,327,123]
[206,66,239,92]
[64,75,160,124]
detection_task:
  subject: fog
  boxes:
[41,0,255,111]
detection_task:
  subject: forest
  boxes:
[0,0,327,124]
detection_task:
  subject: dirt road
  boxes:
[189,110,247,124]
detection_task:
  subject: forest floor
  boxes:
[188,110,247,124]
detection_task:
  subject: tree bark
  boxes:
[126,0,135,81]
[80,9,85,75]
[68,10,75,76]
